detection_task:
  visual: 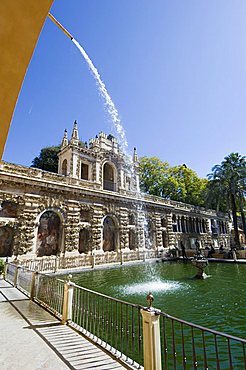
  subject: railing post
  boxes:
[54,255,59,273]
[62,275,74,324]
[13,266,20,287]
[120,249,124,265]
[4,262,8,279]
[30,271,38,300]
[141,293,162,370]
[143,251,146,262]
[91,253,95,269]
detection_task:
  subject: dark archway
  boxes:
[36,211,61,257]
[103,163,116,191]
[79,228,90,253]
[0,226,14,257]
[62,159,67,176]
[103,216,117,252]
[129,229,137,250]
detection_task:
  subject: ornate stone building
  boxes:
[0,122,230,260]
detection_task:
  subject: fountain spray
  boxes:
[48,12,129,155]
[48,13,151,249]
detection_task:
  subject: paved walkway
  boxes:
[0,279,126,370]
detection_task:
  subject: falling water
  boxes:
[72,39,129,156]
[72,38,151,247]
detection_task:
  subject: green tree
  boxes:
[168,165,208,206]
[207,153,246,248]
[139,157,207,206]
[31,146,60,173]
[139,157,170,197]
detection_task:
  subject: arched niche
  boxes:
[103,162,116,191]
[161,216,167,228]
[62,159,68,176]
[36,211,62,257]
[79,228,90,254]
[145,220,155,249]
[172,214,177,232]
[103,216,118,252]
[129,213,136,225]
[0,226,14,257]
[0,200,18,218]
[129,229,137,250]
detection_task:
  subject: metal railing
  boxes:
[4,263,246,370]
[159,311,246,369]
[35,273,64,318]
[71,283,144,368]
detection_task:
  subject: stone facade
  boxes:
[0,122,230,260]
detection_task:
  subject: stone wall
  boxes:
[0,161,231,259]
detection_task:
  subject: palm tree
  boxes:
[207,153,246,248]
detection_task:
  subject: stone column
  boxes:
[91,204,104,252]
[166,212,175,248]
[119,207,129,250]
[155,214,163,251]
[137,211,145,250]
[64,207,80,253]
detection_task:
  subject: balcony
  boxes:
[103,180,116,191]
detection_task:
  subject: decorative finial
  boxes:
[70,120,79,146]
[133,147,138,162]
[146,292,154,308]
[61,129,68,148]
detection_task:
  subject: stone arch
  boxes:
[196,218,200,233]
[103,162,116,191]
[172,214,177,232]
[0,226,14,257]
[161,216,167,228]
[129,229,137,250]
[36,210,63,257]
[162,230,168,248]
[102,215,118,252]
[181,216,185,233]
[61,159,68,176]
[129,213,136,225]
[145,219,155,249]
[202,219,207,233]
[79,228,90,254]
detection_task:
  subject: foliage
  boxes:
[167,165,208,206]
[207,152,246,247]
[31,146,61,173]
[139,157,208,206]
[139,157,170,197]
[31,140,86,174]
[0,259,4,274]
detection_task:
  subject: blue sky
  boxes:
[3,0,246,178]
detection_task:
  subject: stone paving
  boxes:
[0,279,126,370]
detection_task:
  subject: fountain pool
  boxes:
[68,261,246,338]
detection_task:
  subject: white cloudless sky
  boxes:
[3,0,246,177]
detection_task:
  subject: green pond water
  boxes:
[69,261,246,338]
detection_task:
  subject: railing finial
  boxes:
[146,292,154,308]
